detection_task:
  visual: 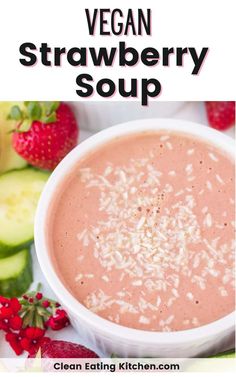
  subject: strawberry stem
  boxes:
[7,101,60,130]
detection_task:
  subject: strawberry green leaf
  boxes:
[7,101,60,128]
[27,102,42,121]
[48,101,60,114]
[7,106,23,121]
[44,101,60,116]
[42,113,57,124]
[18,120,33,132]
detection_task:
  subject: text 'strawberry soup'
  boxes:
[47,132,235,332]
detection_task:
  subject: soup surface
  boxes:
[48,132,235,331]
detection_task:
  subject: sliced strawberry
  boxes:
[205,101,235,130]
[10,102,79,170]
[28,339,99,358]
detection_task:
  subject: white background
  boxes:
[0,0,235,101]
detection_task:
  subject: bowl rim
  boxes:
[34,118,235,345]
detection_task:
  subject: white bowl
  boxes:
[34,119,235,357]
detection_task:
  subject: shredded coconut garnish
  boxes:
[187,149,195,155]
[160,135,170,141]
[208,152,218,162]
[186,292,194,301]
[139,315,150,324]
[215,174,224,185]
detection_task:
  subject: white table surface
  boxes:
[0,102,234,357]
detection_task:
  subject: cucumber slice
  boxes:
[0,248,32,297]
[0,168,50,258]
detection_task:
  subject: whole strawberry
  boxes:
[28,339,99,358]
[205,101,235,130]
[9,102,78,170]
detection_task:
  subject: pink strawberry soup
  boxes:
[47,132,235,332]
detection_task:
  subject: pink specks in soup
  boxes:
[47,132,235,332]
